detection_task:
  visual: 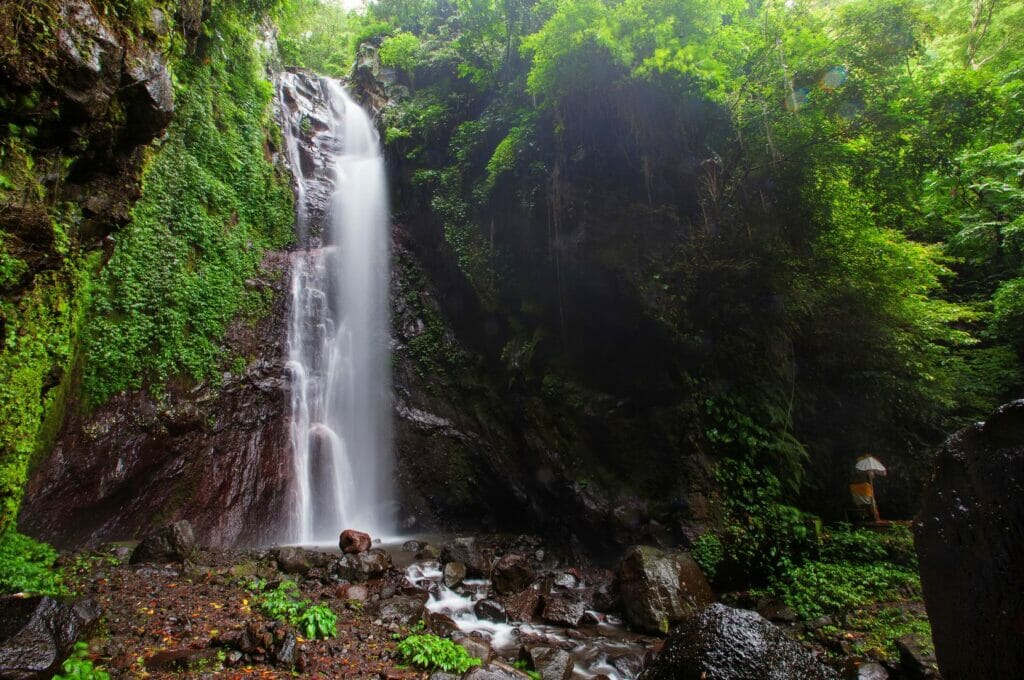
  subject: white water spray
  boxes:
[281,74,394,544]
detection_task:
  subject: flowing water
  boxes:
[279,73,394,544]
[404,560,649,679]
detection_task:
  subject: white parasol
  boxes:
[855,455,887,476]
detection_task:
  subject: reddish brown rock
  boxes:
[340,529,372,554]
[501,586,542,622]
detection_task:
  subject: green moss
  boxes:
[0,253,94,533]
[82,10,294,407]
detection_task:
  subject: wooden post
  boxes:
[868,470,880,522]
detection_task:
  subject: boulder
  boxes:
[455,636,493,664]
[615,545,712,634]
[473,599,507,623]
[378,594,428,626]
[425,610,459,637]
[491,554,534,595]
[895,634,939,679]
[443,562,467,588]
[541,594,586,628]
[501,587,542,622]
[849,662,890,680]
[0,596,100,679]
[440,537,489,576]
[335,549,392,582]
[274,547,311,576]
[463,661,533,680]
[130,520,197,564]
[525,646,573,680]
[340,529,372,554]
[639,603,837,680]
[913,400,1024,680]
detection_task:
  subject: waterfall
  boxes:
[279,73,394,545]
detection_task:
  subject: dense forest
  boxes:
[0,0,1022,677]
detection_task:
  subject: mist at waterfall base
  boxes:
[281,74,395,546]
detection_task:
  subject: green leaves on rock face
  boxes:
[81,9,293,406]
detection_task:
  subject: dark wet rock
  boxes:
[501,587,542,623]
[122,44,174,142]
[454,636,493,664]
[609,652,644,678]
[541,595,586,628]
[22,251,293,549]
[336,549,392,582]
[639,603,837,680]
[0,596,100,680]
[273,630,298,666]
[340,529,372,554]
[130,521,197,564]
[443,561,467,588]
[914,399,1024,680]
[402,540,427,552]
[378,594,428,626]
[440,537,489,576]
[492,554,534,595]
[463,661,533,680]
[615,545,712,634]
[473,599,507,623]
[756,598,797,624]
[55,0,124,118]
[429,673,460,680]
[525,645,573,680]
[425,611,459,637]
[274,547,311,576]
[895,635,939,679]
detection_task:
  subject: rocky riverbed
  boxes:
[0,524,933,679]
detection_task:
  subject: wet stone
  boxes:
[443,561,467,588]
[473,599,507,623]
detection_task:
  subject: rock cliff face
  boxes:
[914,399,1024,679]
[19,252,294,548]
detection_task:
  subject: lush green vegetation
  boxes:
[82,10,294,405]
[273,0,1024,514]
[0,528,66,595]
[249,579,338,639]
[0,0,292,532]
[52,642,110,680]
[396,633,483,674]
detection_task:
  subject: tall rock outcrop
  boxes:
[914,399,1024,678]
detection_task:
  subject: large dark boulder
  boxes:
[639,603,837,680]
[0,596,100,679]
[491,553,534,595]
[913,399,1024,679]
[615,545,713,634]
[130,520,197,564]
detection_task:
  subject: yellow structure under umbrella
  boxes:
[852,455,887,522]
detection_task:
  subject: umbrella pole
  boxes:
[868,470,880,522]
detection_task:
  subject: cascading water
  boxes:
[279,73,394,544]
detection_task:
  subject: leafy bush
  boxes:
[0,529,65,595]
[254,580,336,639]
[379,31,421,72]
[396,634,482,673]
[770,560,921,620]
[690,533,723,582]
[819,524,917,568]
[53,642,109,680]
[296,603,338,639]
